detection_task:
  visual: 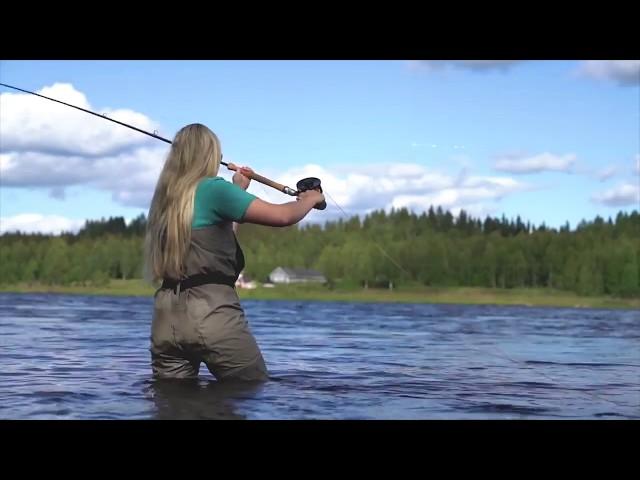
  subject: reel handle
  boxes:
[296,177,327,210]
[314,198,327,211]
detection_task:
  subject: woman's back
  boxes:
[145,123,324,382]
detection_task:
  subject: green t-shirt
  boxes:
[192,177,257,229]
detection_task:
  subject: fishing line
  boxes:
[464,346,637,409]
[323,189,636,411]
[324,189,412,279]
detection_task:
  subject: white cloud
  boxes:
[584,156,638,182]
[1,151,95,186]
[592,183,640,207]
[494,152,577,174]
[0,83,160,156]
[91,146,169,206]
[389,176,524,217]
[579,60,640,86]
[0,145,169,208]
[246,163,527,222]
[595,165,618,182]
[409,60,640,85]
[408,60,524,72]
[0,83,170,209]
[0,153,16,172]
[0,214,86,235]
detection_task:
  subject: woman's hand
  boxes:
[232,166,253,190]
[297,189,325,206]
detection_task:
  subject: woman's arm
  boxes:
[242,191,324,227]
[231,165,325,227]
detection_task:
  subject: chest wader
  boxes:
[150,222,268,381]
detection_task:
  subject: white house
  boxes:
[268,267,327,284]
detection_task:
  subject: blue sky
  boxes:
[1,60,638,233]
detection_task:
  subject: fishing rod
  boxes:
[0,82,326,209]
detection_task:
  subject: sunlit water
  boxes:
[1,293,638,419]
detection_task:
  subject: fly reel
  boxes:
[296,177,327,210]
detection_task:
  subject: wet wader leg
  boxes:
[197,300,269,382]
[150,288,201,379]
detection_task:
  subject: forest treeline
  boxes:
[1,208,638,297]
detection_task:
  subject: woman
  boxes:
[144,123,324,381]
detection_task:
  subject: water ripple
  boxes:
[1,292,639,419]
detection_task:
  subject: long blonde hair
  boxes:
[144,123,222,283]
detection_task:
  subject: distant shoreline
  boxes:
[1,280,638,309]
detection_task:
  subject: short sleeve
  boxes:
[211,179,257,222]
[193,177,257,228]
